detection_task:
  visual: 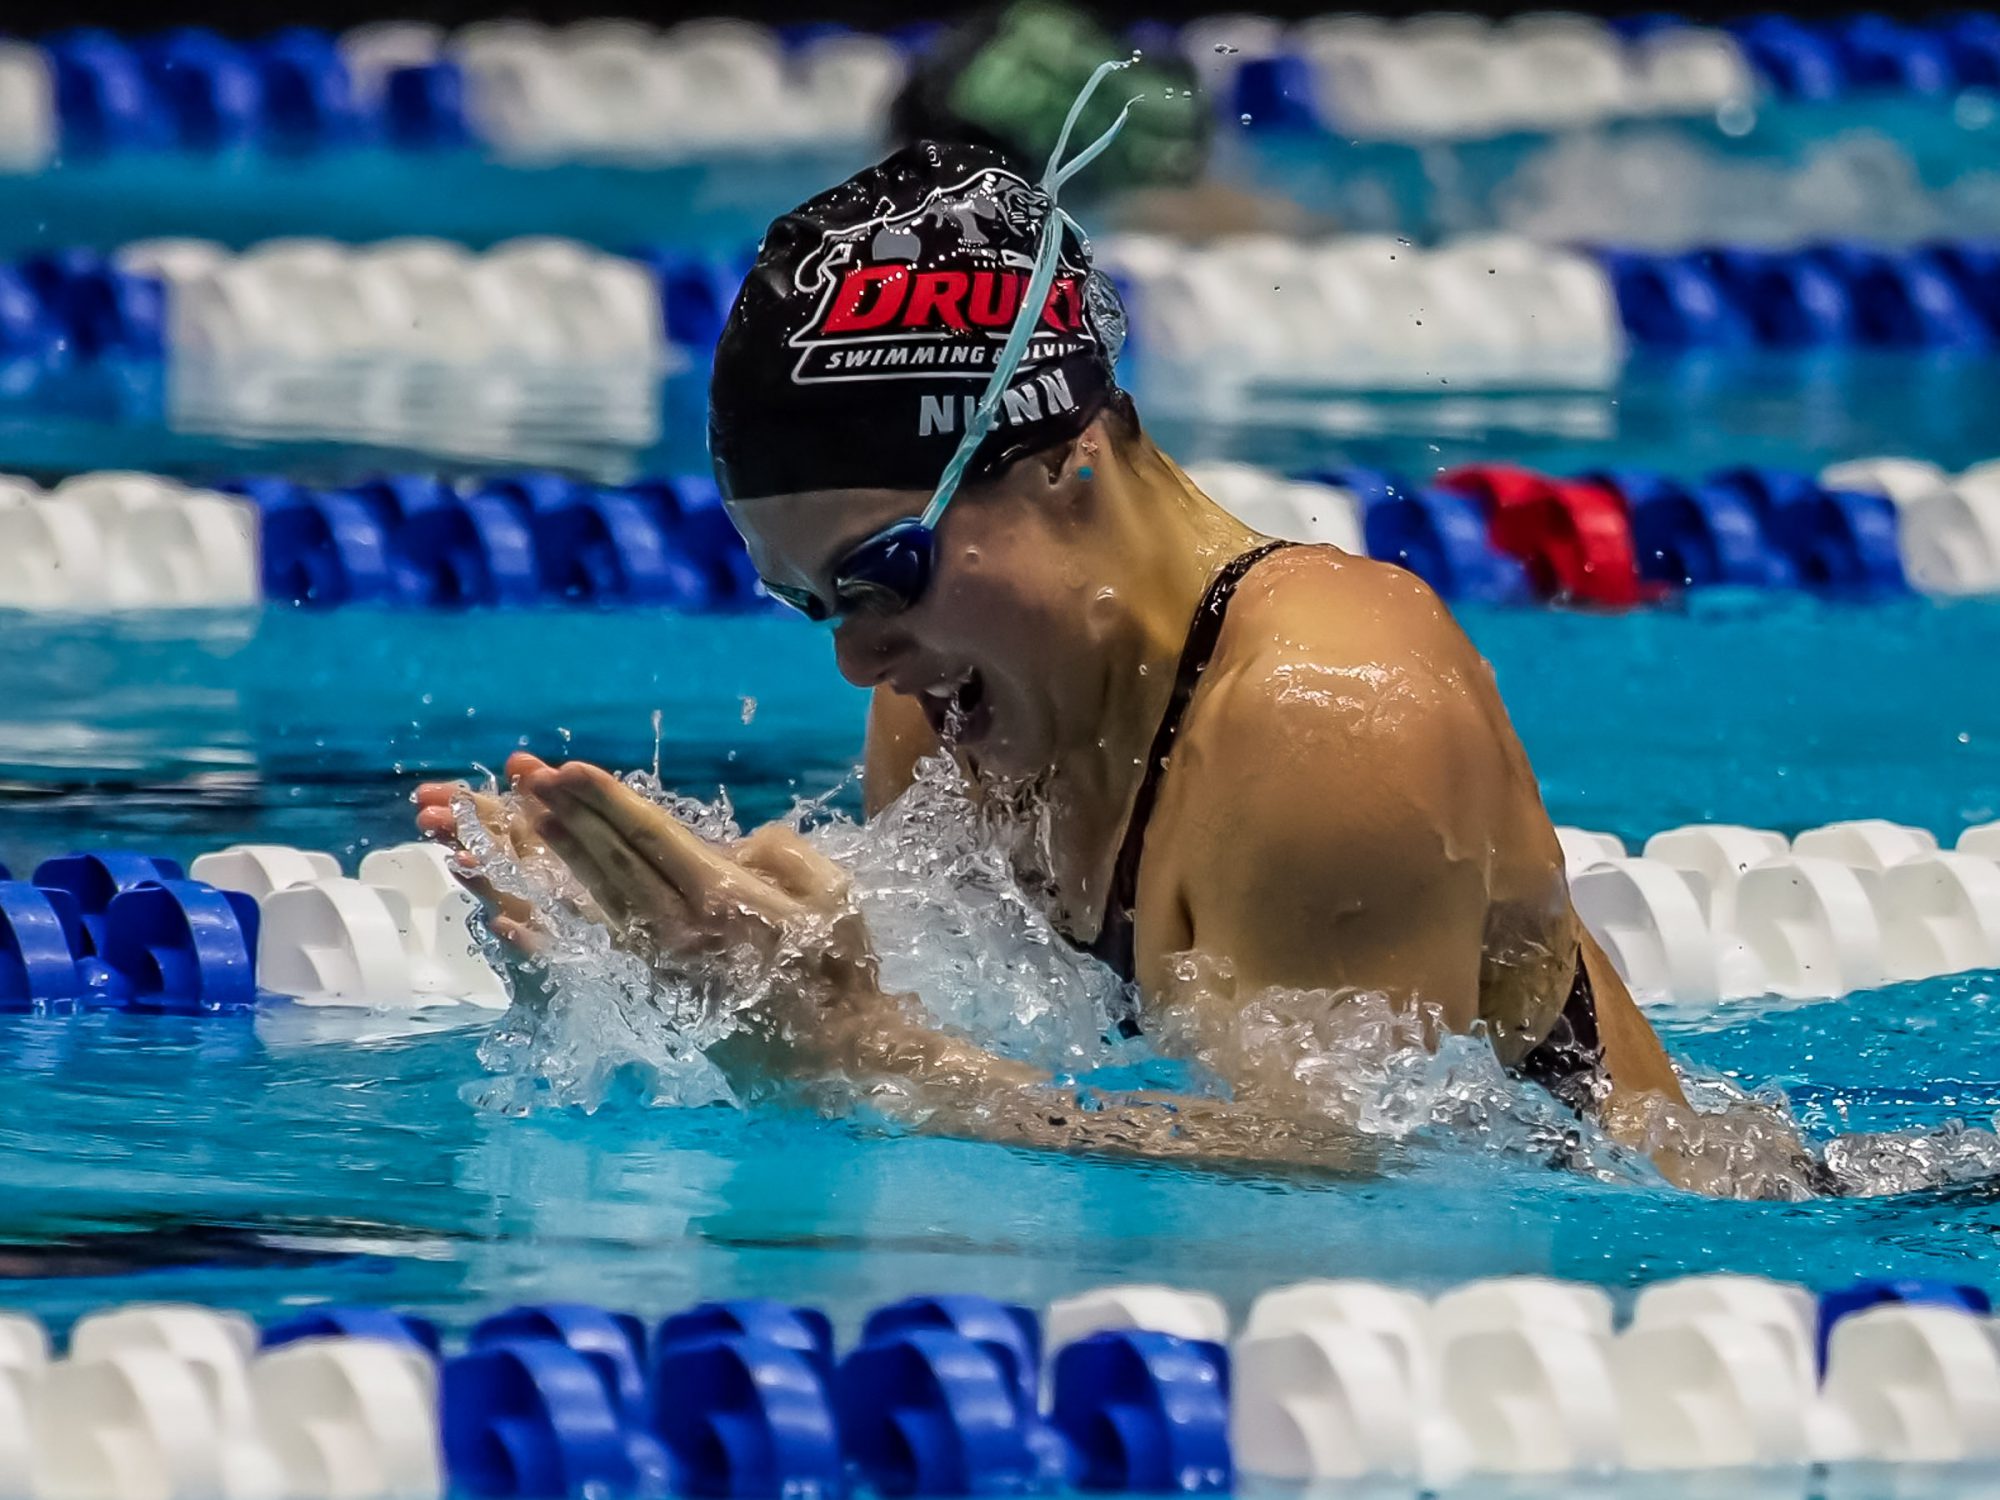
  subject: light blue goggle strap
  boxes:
[917,59,1139,532]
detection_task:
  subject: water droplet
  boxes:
[420,691,434,705]
[1715,99,1755,137]
[740,697,758,726]
[1239,112,1253,125]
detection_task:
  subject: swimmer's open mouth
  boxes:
[921,672,992,745]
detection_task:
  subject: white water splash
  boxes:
[456,758,2000,1200]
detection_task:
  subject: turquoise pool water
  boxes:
[2,97,1998,1360]
[0,597,1994,1332]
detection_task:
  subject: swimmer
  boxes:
[418,85,1698,1177]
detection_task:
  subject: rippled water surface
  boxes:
[0,599,1995,1333]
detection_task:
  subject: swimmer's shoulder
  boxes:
[1185,542,1556,880]
[1206,543,1492,730]
[1148,546,1502,1010]
[1165,545,1514,858]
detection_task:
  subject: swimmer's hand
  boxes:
[514,757,903,1074]
[415,751,609,953]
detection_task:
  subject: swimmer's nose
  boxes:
[831,615,907,689]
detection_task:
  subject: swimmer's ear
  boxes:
[1031,432,1099,499]
[1029,440,1072,490]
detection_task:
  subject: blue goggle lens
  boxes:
[764,519,937,622]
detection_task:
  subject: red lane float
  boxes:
[1436,463,1647,607]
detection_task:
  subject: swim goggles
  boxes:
[764,60,1137,623]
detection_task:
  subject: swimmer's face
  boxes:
[728,452,1090,778]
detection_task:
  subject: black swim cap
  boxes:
[709,139,1126,501]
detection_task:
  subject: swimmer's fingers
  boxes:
[490,913,540,952]
[417,780,585,952]
[534,799,700,952]
[416,783,537,860]
[734,824,851,907]
[533,763,743,904]
[505,750,554,788]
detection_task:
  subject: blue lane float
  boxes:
[472,1305,654,1429]
[1696,466,1910,597]
[1588,468,1795,589]
[860,1298,1042,1414]
[836,1329,1066,1496]
[0,855,265,1012]
[653,1335,843,1500]
[225,473,771,612]
[233,480,401,607]
[32,851,186,951]
[1601,243,2000,351]
[0,881,101,1009]
[442,1340,671,1500]
[1050,1331,1231,1494]
[382,61,472,149]
[658,1300,835,1379]
[101,879,260,1012]
[45,25,376,155]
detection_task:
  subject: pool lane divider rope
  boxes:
[4,456,1999,613]
[8,234,2000,390]
[3,817,1999,1014]
[6,14,1997,167]
[5,1276,2000,1496]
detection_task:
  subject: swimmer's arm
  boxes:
[741,973,1374,1173]
[863,687,939,817]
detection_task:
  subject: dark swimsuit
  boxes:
[1075,541,1609,1109]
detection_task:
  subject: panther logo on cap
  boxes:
[786,167,1093,386]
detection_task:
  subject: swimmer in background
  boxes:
[889,0,1326,240]
[417,97,1711,1185]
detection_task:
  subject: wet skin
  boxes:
[418,408,1689,1171]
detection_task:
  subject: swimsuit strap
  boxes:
[1092,540,1294,1003]
[1514,954,1606,1112]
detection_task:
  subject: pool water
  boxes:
[3,96,2000,1444]
[1,595,1995,1333]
